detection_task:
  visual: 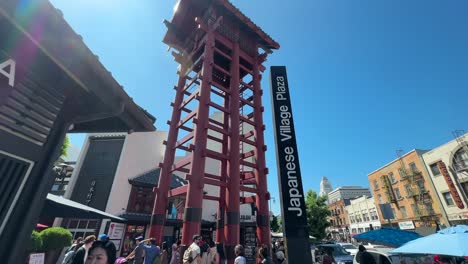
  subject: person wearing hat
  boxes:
[98,234,109,241]
[182,234,202,264]
[125,236,146,264]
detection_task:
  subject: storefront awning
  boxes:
[42,194,125,222]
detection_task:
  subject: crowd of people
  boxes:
[63,234,289,264]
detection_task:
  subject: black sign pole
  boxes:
[270,66,312,263]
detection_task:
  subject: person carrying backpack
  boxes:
[183,235,202,264]
[62,241,84,264]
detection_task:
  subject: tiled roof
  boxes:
[222,0,279,49]
[128,168,187,189]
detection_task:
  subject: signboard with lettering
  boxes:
[243,227,257,264]
[29,253,44,264]
[438,161,465,209]
[270,66,312,264]
[108,222,125,240]
[398,221,415,230]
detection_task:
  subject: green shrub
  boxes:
[28,231,42,252]
[40,227,72,251]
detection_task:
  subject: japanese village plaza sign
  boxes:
[270,66,312,263]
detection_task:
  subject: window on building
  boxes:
[409,162,418,173]
[398,168,407,179]
[370,210,378,220]
[373,180,379,190]
[400,206,408,218]
[65,219,99,240]
[378,194,383,204]
[461,182,468,198]
[394,188,402,200]
[425,202,435,215]
[430,163,441,176]
[388,172,396,183]
[404,185,413,197]
[442,192,455,206]
[391,208,397,219]
[416,180,425,191]
[453,148,468,172]
[411,204,420,216]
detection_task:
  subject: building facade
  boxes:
[62,130,256,256]
[421,133,468,225]
[327,199,350,241]
[346,196,381,235]
[328,186,371,204]
[368,149,449,232]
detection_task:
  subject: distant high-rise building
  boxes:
[320,176,333,196]
[328,186,371,203]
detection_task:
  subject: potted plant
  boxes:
[40,227,72,264]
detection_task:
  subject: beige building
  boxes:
[421,133,468,225]
[346,196,381,235]
[368,149,449,231]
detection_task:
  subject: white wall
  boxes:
[200,112,255,222]
[105,131,167,215]
[421,135,468,224]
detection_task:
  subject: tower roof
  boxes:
[164,0,279,51]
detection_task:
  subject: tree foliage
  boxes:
[28,231,42,253]
[270,214,281,232]
[305,190,331,240]
[60,135,70,158]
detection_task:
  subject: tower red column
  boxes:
[179,26,215,247]
[150,66,188,243]
[252,53,271,249]
[224,36,241,261]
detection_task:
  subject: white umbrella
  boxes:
[391,225,468,257]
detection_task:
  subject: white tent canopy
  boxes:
[271,231,316,239]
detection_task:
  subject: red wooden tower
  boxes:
[150,0,279,261]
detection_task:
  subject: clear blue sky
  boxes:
[50,0,468,214]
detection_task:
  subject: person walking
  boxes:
[183,234,202,264]
[275,251,287,264]
[72,235,96,264]
[63,240,84,264]
[258,245,272,264]
[142,238,160,264]
[169,240,181,264]
[125,236,146,264]
[321,248,335,264]
[356,245,375,264]
[202,240,219,264]
[157,241,168,264]
[234,245,246,264]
